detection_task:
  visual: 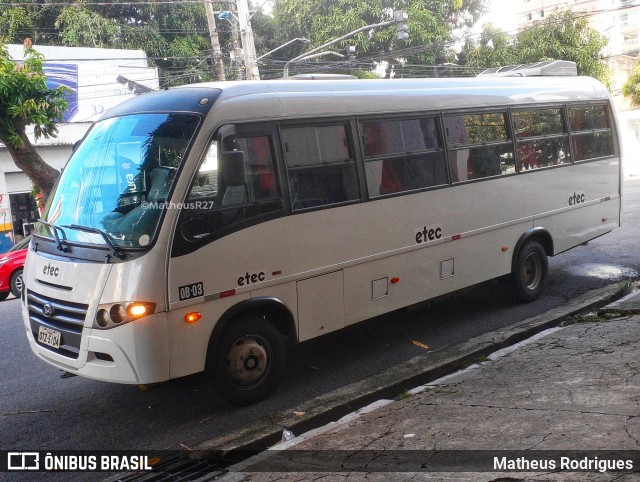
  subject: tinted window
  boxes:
[187,135,278,206]
[572,131,614,161]
[569,105,610,131]
[282,125,360,210]
[518,138,570,170]
[513,108,564,138]
[362,118,441,157]
[569,105,614,161]
[362,117,447,197]
[445,112,514,182]
[182,132,282,241]
[450,144,515,182]
[444,113,508,147]
[513,108,570,170]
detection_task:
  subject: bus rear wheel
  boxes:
[511,240,548,302]
[205,315,287,406]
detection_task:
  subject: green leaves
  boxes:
[0,43,68,147]
[55,5,119,48]
[623,67,640,107]
[271,0,486,66]
[463,10,611,87]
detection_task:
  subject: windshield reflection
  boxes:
[40,113,200,248]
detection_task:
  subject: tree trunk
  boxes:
[0,122,60,203]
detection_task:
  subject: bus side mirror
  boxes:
[220,150,246,186]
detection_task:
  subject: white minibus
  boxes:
[22,61,621,405]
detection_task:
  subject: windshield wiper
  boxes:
[63,224,126,260]
[37,221,71,253]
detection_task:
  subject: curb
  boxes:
[197,283,625,456]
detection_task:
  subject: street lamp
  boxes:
[257,38,311,62]
[283,50,347,78]
[282,12,409,78]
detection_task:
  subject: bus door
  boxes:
[169,124,285,302]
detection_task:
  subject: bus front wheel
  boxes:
[205,315,287,406]
[511,240,548,302]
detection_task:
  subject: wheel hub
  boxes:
[523,252,542,290]
[225,336,269,388]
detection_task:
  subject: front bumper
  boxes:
[22,297,170,384]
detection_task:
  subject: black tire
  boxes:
[10,269,23,298]
[511,240,548,302]
[0,291,9,302]
[204,315,287,406]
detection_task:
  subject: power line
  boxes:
[0,1,222,6]
[4,2,630,84]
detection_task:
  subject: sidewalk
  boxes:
[220,290,640,481]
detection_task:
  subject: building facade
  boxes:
[516,0,640,56]
[514,0,640,91]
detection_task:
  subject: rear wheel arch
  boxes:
[512,228,553,271]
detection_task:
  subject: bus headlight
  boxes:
[96,309,110,328]
[110,304,127,324]
[93,302,156,329]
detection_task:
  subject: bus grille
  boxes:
[27,290,89,360]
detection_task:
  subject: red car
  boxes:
[0,236,29,301]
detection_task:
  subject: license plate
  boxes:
[38,326,61,349]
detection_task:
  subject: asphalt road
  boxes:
[1,176,639,461]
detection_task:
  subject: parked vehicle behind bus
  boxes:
[0,235,30,300]
[22,61,622,405]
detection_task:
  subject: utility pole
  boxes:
[204,0,226,81]
[236,0,260,80]
[230,7,244,79]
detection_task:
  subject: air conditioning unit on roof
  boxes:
[477,60,577,77]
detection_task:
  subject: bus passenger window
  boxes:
[282,125,359,211]
[444,112,514,182]
[513,108,570,170]
[569,105,614,161]
[362,117,446,197]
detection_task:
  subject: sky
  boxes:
[475,0,518,34]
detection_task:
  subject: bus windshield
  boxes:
[39,113,200,248]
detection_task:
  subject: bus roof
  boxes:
[103,76,611,124]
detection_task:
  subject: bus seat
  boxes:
[380,160,403,194]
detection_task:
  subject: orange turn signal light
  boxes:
[185,312,201,324]
[126,302,156,319]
